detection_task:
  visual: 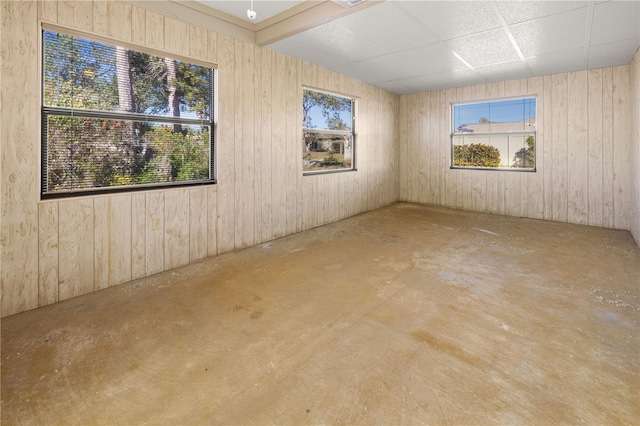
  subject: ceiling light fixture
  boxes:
[247,0,257,20]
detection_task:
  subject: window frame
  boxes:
[450,96,537,172]
[40,25,217,199]
[302,86,356,175]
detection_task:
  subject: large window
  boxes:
[451,97,536,171]
[42,29,215,197]
[303,88,355,174]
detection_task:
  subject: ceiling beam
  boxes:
[255,0,385,47]
[125,0,256,43]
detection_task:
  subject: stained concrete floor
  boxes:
[2,203,639,425]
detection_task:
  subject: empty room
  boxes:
[1,0,639,424]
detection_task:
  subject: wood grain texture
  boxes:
[131,193,146,280]
[38,202,59,306]
[567,71,588,225]
[57,0,92,31]
[145,191,164,275]
[58,199,94,301]
[165,189,190,269]
[588,69,604,227]
[631,50,640,245]
[189,187,208,262]
[399,68,632,230]
[1,0,39,316]
[612,66,631,230]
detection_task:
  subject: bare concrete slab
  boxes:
[2,203,639,424]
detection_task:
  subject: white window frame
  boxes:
[450,96,537,171]
[302,87,356,175]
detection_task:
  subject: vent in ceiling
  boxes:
[333,0,366,8]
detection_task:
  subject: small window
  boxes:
[451,97,536,171]
[303,88,355,174]
[41,29,215,197]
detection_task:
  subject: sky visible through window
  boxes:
[453,97,536,131]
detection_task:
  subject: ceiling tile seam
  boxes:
[490,2,532,77]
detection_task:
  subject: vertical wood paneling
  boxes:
[2,0,400,317]
[542,75,554,220]
[164,17,188,55]
[527,76,544,219]
[233,39,243,248]
[145,191,164,275]
[57,0,92,31]
[261,49,273,238]
[131,5,145,45]
[38,202,59,306]
[1,1,39,316]
[189,187,208,262]
[38,0,58,22]
[602,68,615,229]
[216,34,235,254]
[588,69,604,226]
[551,73,569,222]
[567,71,589,224]
[253,47,263,242]
[165,189,190,269]
[107,1,132,41]
[504,79,525,217]
[207,186,218,257]
[631,51,640,245]
[271,51,287,238]
[131,193,146,280]
[241,41,255,248]
[86,194,132,290]
[399,67,631,232]
[92,2,108,41]
[59,199,94,301]
[145,10,163,50]
[398,95,408,201]
[612,66,631,230]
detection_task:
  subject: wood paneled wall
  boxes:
[0,0,399,317]
[631,49,640,246]
[399,69,632,231]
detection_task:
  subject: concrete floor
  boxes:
[2,203,639,425]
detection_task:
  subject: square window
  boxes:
[451,97,536,170]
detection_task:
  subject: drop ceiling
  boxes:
[195,0,640,95]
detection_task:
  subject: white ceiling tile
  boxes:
[588,39,640,69]
[394,42,468,74]
[374,80,416,95]
[509,8,588,57]
[495,1,589,25]
[294,21,389,63]
[589,1,639,46]
[267,37,347,68]
[396,73,450,92]
[351,53,424,81]
[397,1,502,40]
[335,2,440,52]
[424,68,488,89]
[475,60,534,83]
[525,48,587,76]
[331,61,389,85]
[447,29,520,68]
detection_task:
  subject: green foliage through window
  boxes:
[42,29,214,196]
[451,97,536,170]
[302,88,354,173]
